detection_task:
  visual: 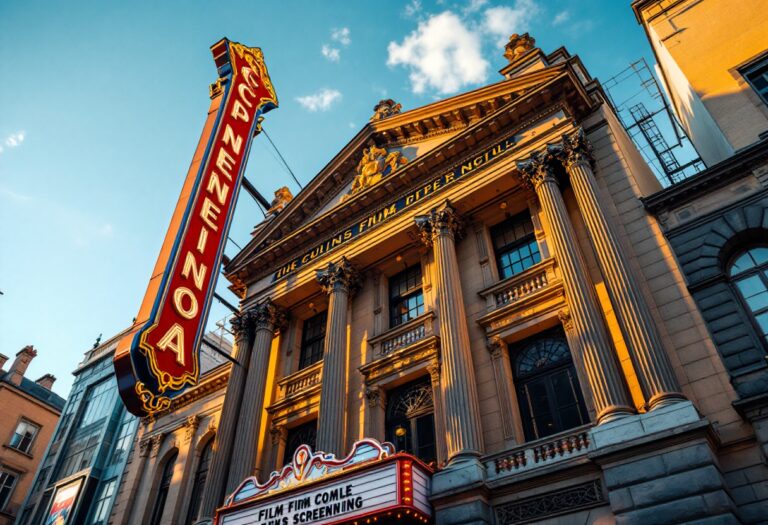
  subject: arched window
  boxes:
[513,330,588,441]
[185,440,213,525]
[385,378,436,464]
[149,451,177,525]
[729,246,768,344]
[283,421,317,466]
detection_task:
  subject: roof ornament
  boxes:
[370,99,402,121]
[504,33,536,63]
[341,145,408,202]
[266,186,293,215]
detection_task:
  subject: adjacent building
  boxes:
[635,0,768,522]
[0,347,65,524]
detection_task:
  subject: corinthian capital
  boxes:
[253,299,288,331]
[517,150,559,190]
[316,256,360,295]
[559,129,594,170]
[414,201,464,247]
[486,335,507,359]
[230,309,256,340]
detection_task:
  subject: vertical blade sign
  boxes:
[114,39,278,416]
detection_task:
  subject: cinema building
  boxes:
[117,32,767,525]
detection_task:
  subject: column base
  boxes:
[647,391,688,411]
[432,456,486,497]
[432,457,490,525]
[596,405,635,425]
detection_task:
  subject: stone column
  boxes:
[556,131,684,409]
[197,310,256,521]
[315,257,359,456]
[415,202,484,462]
[486,336,523,445]
[517,153,633,423]
[426,359,448,466]
[226,299,287,491]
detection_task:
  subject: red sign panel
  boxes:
[114,39,277,416]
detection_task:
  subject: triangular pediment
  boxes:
[227,59,595,291]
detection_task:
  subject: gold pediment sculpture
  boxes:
[267,186,293,215]
[504,33,536,63]
[341,146,408,202]
[370,99,402,121]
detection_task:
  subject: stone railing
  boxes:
[486,425,592,479]
[368,311,435,358]
[277,361,323,400]
[479,258,558,311]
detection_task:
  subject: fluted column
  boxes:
[226,299,287,491]
[426,359,448,465]
[517,154,633,423]
[315,257,359,456]
[198,310,256,521]
[555,131,684,409]
[415,202,484,462]
[487,336,523,445]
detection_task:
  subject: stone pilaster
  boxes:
[364,385,385,440]
[226,299,287,491]
[415,202,484,462]
[426,359,448,465]
[555,131,684,409]
[198,309,256,520]
[486,336,522,445]
[517,153,633,423]
[315,257,359,455]
[269,425,288,471]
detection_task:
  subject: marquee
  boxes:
[216,439,432,525]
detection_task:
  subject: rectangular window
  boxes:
[298,312,327,370]
[0,469,18,511]
[9,419,40,454]
[389,264,424,327]
[109,412,137,466]
[491,212,541,280]
[743,56,768,105]
[88,478,117,524]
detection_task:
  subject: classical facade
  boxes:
[0,347,64,524]
[635,1,768,522]
[111,30,768,525]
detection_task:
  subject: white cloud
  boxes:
[296,89,342,112]
[483,1,539,47]
[331,27,351,46]
[404,0,422,17]
[321,45,340,62]
[1,131,25,153]
[552,10,570,26]
[464,0,488,14]
[387,11,489,95]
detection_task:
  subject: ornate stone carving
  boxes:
[342,145,408,202]
[267,186,293,215]
[149,433,164,458]
[426,359,440,385]
[558,308,574,332]
[185,415,201,443]
[316,257,360,295]
[364,386,381,408]
[370,99,402,121]
[270,425,286,446]
[139,438,153,458]
[230,309,256,340]
[486,335,507,359]
[504,33,536,63]
[558,130,594,170]
[517,150,559,190]
[253,299,288,331]
[414,202,464,246]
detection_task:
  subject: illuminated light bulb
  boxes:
[500,201,508,210]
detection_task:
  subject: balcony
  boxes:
[367,311,435,359]
[275,361,322,402]
[484,425,592,484]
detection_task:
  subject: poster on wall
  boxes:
[45,478,84,525]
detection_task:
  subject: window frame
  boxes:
[8,417,41,454]
[88,477,117,525]
[0,467,19,512]
[283,420,317,466]
[298,311,328,370]
[148,451,177,525]
[742,54,768,106]
[727,245,768,349]
[490,212,542,281]
[388,264,425,328]
[385,378,436,465]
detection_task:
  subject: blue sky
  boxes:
[0,0,658,397]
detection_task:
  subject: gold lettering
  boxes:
[473,155,484,168]
[406,194,415,206]
[200,197,221,232]
[461,163,473,175]
[446,173,455,183]
[216,148,235,179]
[231,100,249,122]
[197,228,208,253]
[173,287,199,320]
[207,172,230,205]
[157,323,186,366]
[359,220,368,233]
[343,229,352,240]
[238,83,255,108]
[182,251,207,291]
[433,180,441,192]
[222,124,242,155]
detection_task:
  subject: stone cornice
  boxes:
[226,62,595,294]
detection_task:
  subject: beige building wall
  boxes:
[635,0,768,160]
